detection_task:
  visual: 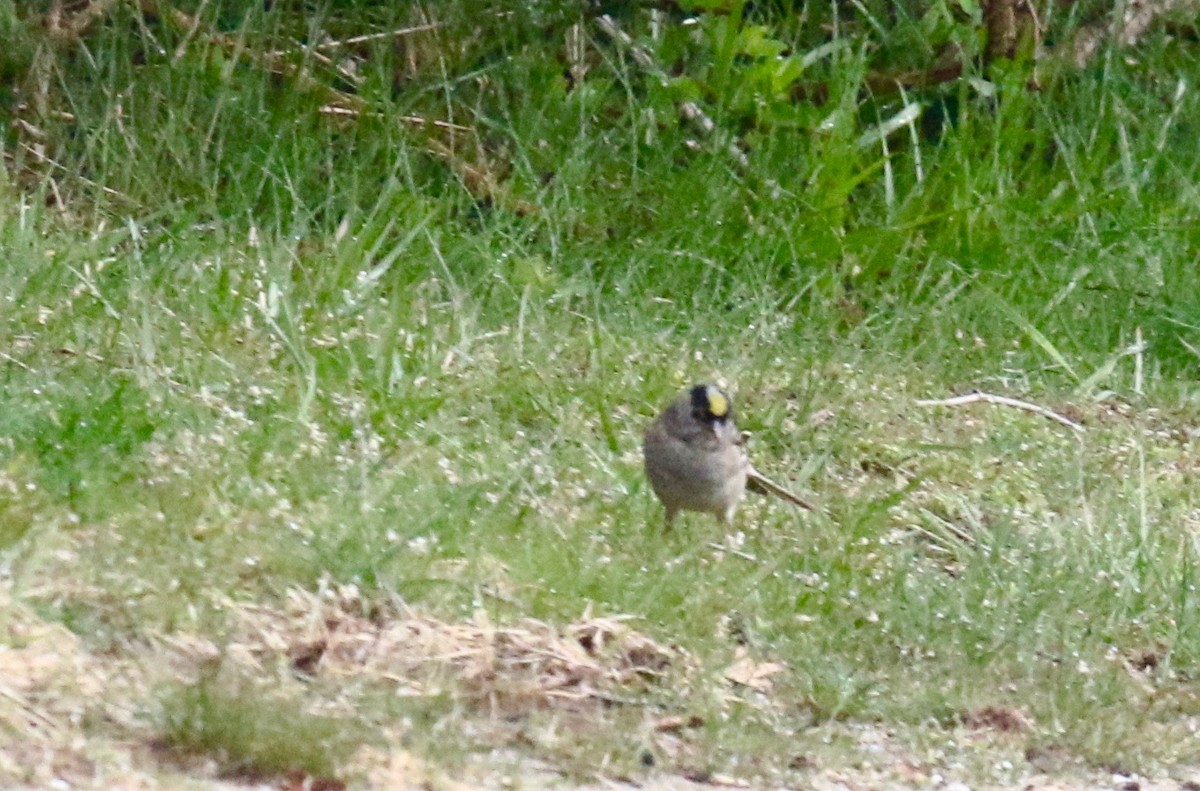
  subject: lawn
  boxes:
[4,1,1200,788]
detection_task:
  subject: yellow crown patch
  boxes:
[706,387,729,418]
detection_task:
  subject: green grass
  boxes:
[4,0,1200,786]
[156,665,380,780]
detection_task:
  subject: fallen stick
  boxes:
[914,390,1085,432]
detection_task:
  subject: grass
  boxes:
[156,665,378,781]
[4,0,1200,787]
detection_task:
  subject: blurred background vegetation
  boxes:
[3,1,1197,379]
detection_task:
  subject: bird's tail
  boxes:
[746,468,817,512]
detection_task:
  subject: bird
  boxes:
[642,384,815,526]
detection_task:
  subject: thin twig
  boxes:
[904,523,956,554]
[311,24,442,51]
[706,542,760,563]
[253,21,454,70]
[0,352,33,372]
[398,115,474,133]
[914,391,1085,432]
[917,508,977,547]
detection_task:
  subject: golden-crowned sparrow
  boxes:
[643,384,814,526]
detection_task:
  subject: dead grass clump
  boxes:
[0,578,690,786]
[214,587,683,717]
[0,589,106,786]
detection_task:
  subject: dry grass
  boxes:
[187,586,682,716]
[7,575,1200,791]
[0,580,693,788]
